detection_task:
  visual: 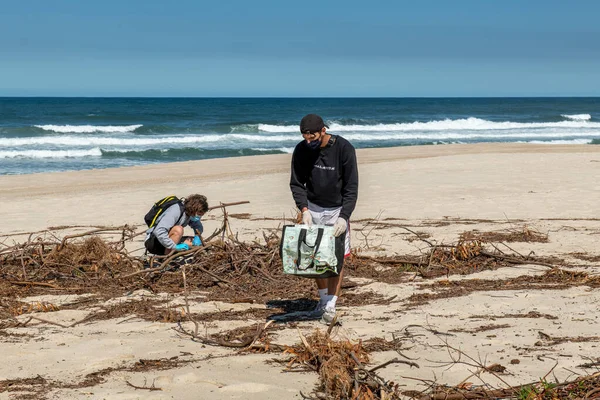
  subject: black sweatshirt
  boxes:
[290,135,359,221]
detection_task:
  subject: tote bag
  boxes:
[279,224,345,278]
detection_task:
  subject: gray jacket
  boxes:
[145,203,203,249]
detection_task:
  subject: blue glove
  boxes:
[192,236,202,246]
[175,243,190,251]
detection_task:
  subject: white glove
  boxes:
[333,218,347,237]
[302,210,313,226]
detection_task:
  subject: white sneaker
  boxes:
[320,308,336,325]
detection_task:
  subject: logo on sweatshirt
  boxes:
[314,164,335,171]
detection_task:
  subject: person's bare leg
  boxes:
[315,278,328,290]
[164,226,184,254]
[327,270,344,297]
[319,271,344,323]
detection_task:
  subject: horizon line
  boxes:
[1,95,600,99]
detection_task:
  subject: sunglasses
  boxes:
[301,130,321,138]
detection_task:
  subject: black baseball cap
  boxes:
[300,114,329,134]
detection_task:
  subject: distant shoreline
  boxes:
[2,96,600,99]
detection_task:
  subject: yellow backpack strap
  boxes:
[149,196,179,228]
[157,195,176,206]
[149,209,164,228]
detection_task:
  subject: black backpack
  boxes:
[144,196,185,228]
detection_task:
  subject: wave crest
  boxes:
[561,114,591,121]
[0,148,102,159]
[257,117,600,133]
[34,124,143,133]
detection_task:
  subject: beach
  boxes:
[2,143,600,399]
[3,143,600,232]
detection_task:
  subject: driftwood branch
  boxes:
[125,379,162,391]
[207,201,250,211]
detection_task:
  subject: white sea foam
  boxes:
[228,134,296,142]
[250,147,295,153]
[0,135,222,147]
[561,114,591,121]
[259,117,600,133]
[238,130,600,141]
[231,124,260,133]
[0,134,296,147]
[2,127,600,148]
[258,124,298,133]
[0,148,102,159]
[519,139,593,145]
[34,124,143,133]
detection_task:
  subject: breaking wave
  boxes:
[0,148,103,159]
[561,114,592,121]
[34,124,143,133]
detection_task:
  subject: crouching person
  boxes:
[144,194,209,255]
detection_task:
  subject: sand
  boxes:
[2,143,600,399]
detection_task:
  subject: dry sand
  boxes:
[2,143,600,399]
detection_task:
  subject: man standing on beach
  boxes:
[290,114,359,324]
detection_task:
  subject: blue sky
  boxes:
[1,0,599,97]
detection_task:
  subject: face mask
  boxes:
[190,215,201,222]
[306,139,321,150]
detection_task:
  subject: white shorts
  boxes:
[308,201,351,257]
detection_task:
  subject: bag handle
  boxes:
[312,227,324,259]
[295,227,324,270]
[295,229,307,269]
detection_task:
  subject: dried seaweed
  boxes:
[461,226,549,243]
[284,330,405,400]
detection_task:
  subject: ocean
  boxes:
[1,97,599,175]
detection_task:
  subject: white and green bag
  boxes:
[279,224,345,278]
